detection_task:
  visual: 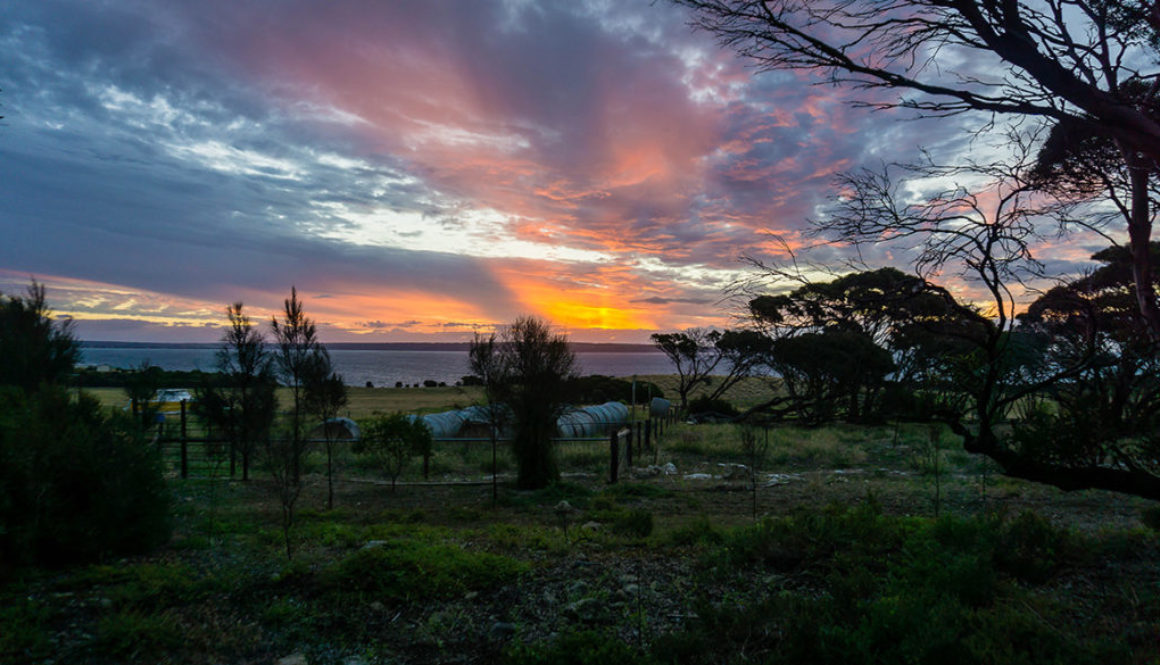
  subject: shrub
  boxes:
[687,396,739,418]
[994,511,1072,584]
[354,413,433,491]
[0,387,172,567]
[563,375,665,404]
[322,540,526,601]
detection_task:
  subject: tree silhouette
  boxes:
[198,303,277,481]
[676,0,1160,334]
[473,317,577,490]
[0,281,79,392]
[651,329,725,414]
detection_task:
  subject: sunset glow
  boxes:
[0,1,1119,343]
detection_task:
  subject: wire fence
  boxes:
[149,401,678,484]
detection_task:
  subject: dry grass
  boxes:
[83,385,486,419]
[631,374,778,410]
[84,374,777,419]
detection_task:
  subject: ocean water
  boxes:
[79,347,678,387]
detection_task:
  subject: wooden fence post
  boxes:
[625,425,633,468]
[180,400,188,480]
[609,429,619,484]
[644,418,652,452]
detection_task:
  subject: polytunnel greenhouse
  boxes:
[555,401,629,438]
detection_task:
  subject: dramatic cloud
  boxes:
[0,1,1102,342]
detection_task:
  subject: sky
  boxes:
[0,0,1112,343]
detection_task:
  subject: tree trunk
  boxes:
[1119,142,1160,339]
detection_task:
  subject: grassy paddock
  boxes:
[85,385,487,419]
[10,379,1157,664]
[83,373,777,418]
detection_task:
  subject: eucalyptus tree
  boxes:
[651,329,725,413]
[814,153,1160,498]
[675,0,1160,335]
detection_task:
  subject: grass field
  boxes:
[85,385,488,419]
[83,374,771,418]
[8,379,1158,664]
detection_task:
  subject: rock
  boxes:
[718,463,749,480]
[489,621,517,640]
[662,462,678,475]
[765,473,800,486]
[277,654,307,665]
[369,601,385,612]
[622,583,640,596]
[564,597,605,623]
[554,500,575,514]
[683,473,712,481]
[98,598,113,609]
[567,580,589,596]
[581,521,602,532]
[464,591,479,600]
[361,540,389,550]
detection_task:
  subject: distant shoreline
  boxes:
[79,340,661,353]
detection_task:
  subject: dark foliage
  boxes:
[0,283,79,393]
[72,366,213,389]
[354,413,432,492]
[0,284,170,569]
[471,318,577,489]
[563,375,664,404]
[0,387,171,567]
[686,395,738,419]
[197,304,278,482]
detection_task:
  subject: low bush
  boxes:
[687,396,738,419]
[993,510,1074,584]
[564,375,665,404]
[0,387,171,567]
[321,540,527,601]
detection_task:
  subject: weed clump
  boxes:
[322,540,527,601]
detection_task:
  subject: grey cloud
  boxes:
[631,296,714,305]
